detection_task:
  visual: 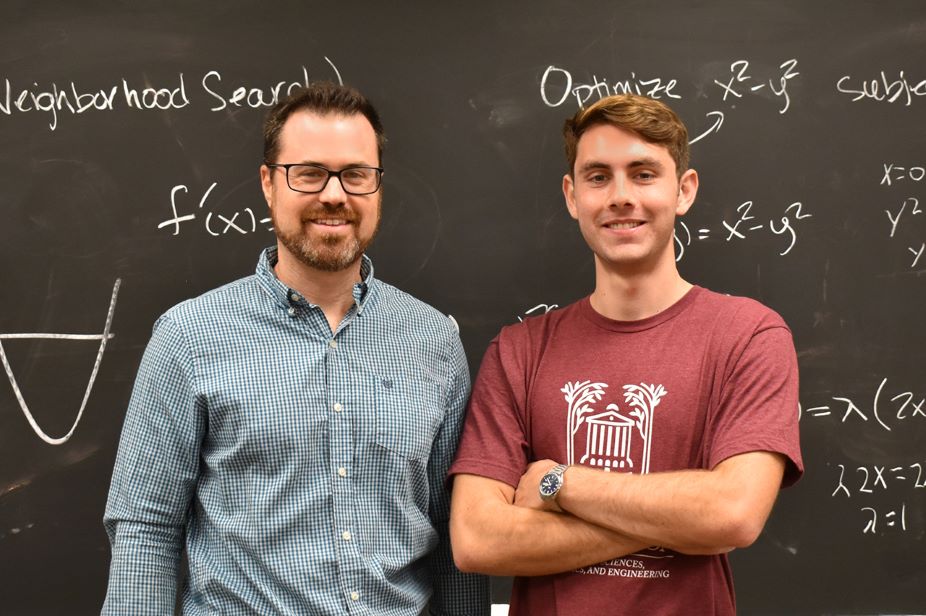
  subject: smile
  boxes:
[605,221,644,230]
[310,219,351,227]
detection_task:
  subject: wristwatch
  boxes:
[538,463,569,501]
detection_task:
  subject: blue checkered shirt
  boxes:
[103,247,488,615]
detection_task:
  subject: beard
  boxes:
[272,202,380,272]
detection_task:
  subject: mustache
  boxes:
[299,205,358,224]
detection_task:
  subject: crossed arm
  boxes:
[450,450,785,577]
[450,473,649,576]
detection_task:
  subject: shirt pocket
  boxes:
[373,372,445,461]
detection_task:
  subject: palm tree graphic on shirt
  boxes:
[562,381,667,474]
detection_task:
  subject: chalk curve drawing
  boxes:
[0,279,121,445]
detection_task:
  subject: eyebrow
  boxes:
[578,157,666,173]
[293,160,377,168]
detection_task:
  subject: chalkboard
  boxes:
[2,1,924,614]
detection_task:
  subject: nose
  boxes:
[609,175,635,208]
[318,173,348,205]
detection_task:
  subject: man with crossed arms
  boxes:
[449,94,802,615]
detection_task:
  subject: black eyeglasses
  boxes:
[265,163,384,195]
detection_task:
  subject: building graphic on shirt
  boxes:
[579,408,635,470]
[563,381,667,474]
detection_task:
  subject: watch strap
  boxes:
[540,463,569,501]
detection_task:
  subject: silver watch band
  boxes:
[540,463,569,502]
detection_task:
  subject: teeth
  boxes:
[314,219,349,226]
[607,222,642,230]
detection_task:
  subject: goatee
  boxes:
[272,205,379,272]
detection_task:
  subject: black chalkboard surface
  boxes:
[2,1,924,614]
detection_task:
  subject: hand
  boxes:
[514,460,564,512]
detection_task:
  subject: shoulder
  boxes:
[690,287,790,335]
[156,275,264,338]
[368,279,462,353]
[688,288,796,375]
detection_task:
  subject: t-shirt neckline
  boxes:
[579,285,703,333]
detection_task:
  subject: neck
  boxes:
[274,246,362,332]
[589,253,691,322]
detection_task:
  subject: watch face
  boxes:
[539,472,563,498]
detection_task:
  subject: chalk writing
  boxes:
[830,462,926,535]
[540,59,800,148]
[159,182,272,237]
[884,197,924,268]
[881,163,926,186]
[202,58,341,112]
[800,378,926,432]
[540,59,799,146]
[831,462,926,497]
[879,162,925,269]
[885,198,922,238]
[674,200,811,261]
[540,65,681,108]
[910,242,925,268]
[687,112,724,146]
[862,504,908,534]
[0,280,120,445]
[831,462,921,535]
[713,59,799,114]
[0,59,341,131]
[836,70,926,106]
[518,303,559,322]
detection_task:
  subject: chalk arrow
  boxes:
[689,111,724,145]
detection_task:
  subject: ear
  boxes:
[563,174,579,220]
[675,169,698,216]
[260,164,274,209]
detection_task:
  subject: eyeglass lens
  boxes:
[286,165,380,194]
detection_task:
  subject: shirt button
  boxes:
[287,307,295,317]
[337,467,347,477]
[290,293,300,302]
[350,591,359,601]
[328,339,337,349]
[333,403,342,412]
[342,530,352,541]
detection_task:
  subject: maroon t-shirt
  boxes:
[450,286,803,616]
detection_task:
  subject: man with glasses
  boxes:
[103,82,488,615]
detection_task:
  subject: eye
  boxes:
[294,166,327,180]
[340,168,370,184]
[585,173,609,186]
[636,170,657,181]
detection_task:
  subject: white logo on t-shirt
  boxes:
[562,381,667,474]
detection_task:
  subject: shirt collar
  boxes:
[256,246,375,314]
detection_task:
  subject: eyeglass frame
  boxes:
[264,162,385,195]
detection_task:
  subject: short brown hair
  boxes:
[563,94,689,178]
[263,81,386,165]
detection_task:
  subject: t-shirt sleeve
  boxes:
[448,332,532,488]
[708,319,804,487]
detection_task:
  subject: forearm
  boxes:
[556,453,785,552]
[102,519,184,615]
[559,467,735,551]
[450,475,648,576]
[102,316,204,613]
